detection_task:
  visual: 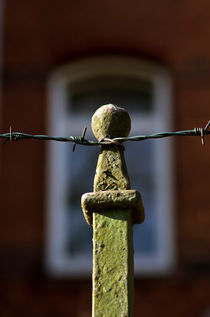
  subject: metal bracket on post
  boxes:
[81,104,144,317]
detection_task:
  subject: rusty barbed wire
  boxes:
[0,121,210,148]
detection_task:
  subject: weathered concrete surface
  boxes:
[94,146,130,191]
[82,190,145,226]
[81,104,144,317]
[93,209,134,317]
[91,104,131,141]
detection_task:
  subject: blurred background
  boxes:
[1,1,210,316]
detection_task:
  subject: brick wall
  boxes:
[1,0,210,316]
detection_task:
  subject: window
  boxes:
[46,56,174,276]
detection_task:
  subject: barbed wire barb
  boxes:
[72,126,87,152]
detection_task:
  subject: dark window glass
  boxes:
[67,76,153,114]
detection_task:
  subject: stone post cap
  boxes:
[91,104,131,141]
[81,190,145,226]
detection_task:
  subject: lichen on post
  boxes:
[81,104,144,317]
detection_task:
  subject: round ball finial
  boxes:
[91,104,131,141]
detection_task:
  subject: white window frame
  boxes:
[46,56,175,277]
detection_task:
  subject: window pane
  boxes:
[67,76,153,114]
[64,76,157,261]
[125,142,157,254]
[65,145,98,257]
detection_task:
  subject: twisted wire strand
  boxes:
[0,126,210,146]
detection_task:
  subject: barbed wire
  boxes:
[0,121,210,148]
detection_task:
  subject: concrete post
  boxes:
[81,104,144,317]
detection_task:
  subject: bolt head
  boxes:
[91,104,131,141]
